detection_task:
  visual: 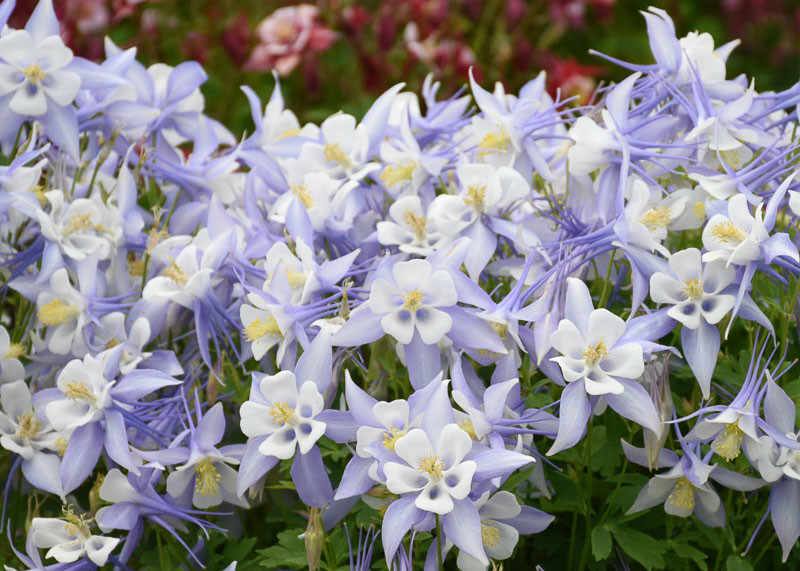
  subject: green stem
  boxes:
[598,249,617,308]
[436,513,443,571]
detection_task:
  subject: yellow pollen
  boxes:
[163,258,188,285]
[105,337,120,350]
[639,206,672,230]
[62,213,105,237]
[279,128,301,139]
[477,130,511,157]
[381,162,417,187]
[194,458,221,497]
[16,410,42,440]
[128,259,145,277]
[712,421,745,461]
[481,522,500,547]
[402,289,425,312]
[490,321,509,341]
[63,381,96,404]
[710,221,746,244]
[285,268,307,288]
[323,143,351,168]
[291,184,314,208]
[402,210,428,241]
[146,228,170,253]
[582,341,609,367]
[24,63,45,85]
[668,477,696,510]
[382,426,406,451]
[464,184,487,212]
[37,299,78,327]
[62,506,92,539]
[269,402,296,426]
[681,278,704,301]
[243,317,282,342]
[4,342,25,359]
[693,202,706,220]
[458,419,478,440]
[55,437,68,456]
[419,454,445,478]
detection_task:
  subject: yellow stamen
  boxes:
[285,268,307,288]
[269,402,296,426]
[402,210,428,241]
[382,426,405,451]
[194,457,221,497]
[324,143,351,168]
[63,381,96,404]
[291,184,314,208]
[639,206,672,230]
[582,341,609,367]
[458,419,478,440]
[105,337,120,350]
[38,299,79,327]
[381,162,417,187]
[477,130,511,157]
[16,411,41,440]
[490,321,509,341]
[63,213,105,237]
[62,505,92,539]
[163,258,188,285]
[710,221,746,244]
[4,342,25,359]
[464,184,487,212]
[712,421,745,461]
[693,202,706,220]
[418,454,444,478]
[668,477,695,510]
[128,258,145,277]
[402,289,424,312]
[280,128,301,139]
[242,317,282,342]
[24,63,45,85]
[681,278,704,301]
[481,522,500,547]
[55,437,68,456]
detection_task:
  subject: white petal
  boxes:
[394,428,434,468]
[586,309,626,347]
[440,461,475,500]
[84,535,120,567]
[10,83,47,116]
[295,418,326,454]
[384,462,427,494]
[381,310,416,344]
[415,482,454,514]
[239,402,279,438]
[258,426,297,459]
[415,307,452,345]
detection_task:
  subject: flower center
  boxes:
[458,419,478,440]
[712,421,744,461]
[62,213,107,237]
[291,184,314,208]
[323,143,351,168]
[55,437,68,456]
[16,410,42,440]
[4,342,25,359]
[463,184,487,212]
[38,299,79,327]
[381,161,417,187]
[402,289,425,312]
[582,340,609,367]
[62,506,92,539]
[24,63,45,86]
[285,268,307,288]
[163,258,189,285]
[243,316,282,342]
[681,278,704,301]
[194,457,221,496]
[279,128,301,139]
[481,522,500,547]
[710,221,746,244]
[693,201,706,220]
[490,321,509,341]
[418,454,444,479]
[269,402,296,426]
[668,477,695,510]
[639,206,672,230]
[477,130,511,157]
[382,426,405,451]
[402,210,428,241]
[64,381,97,404]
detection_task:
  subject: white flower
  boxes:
[650,248,736,329]
[456,491,524,571]
[298,113,378,181]
[239,371,326,460]
[36,268,89,356]
[376,195,445,255]
[566,114,620,176]
[622,178,686,256]
[355,398,421,458]
[46,355,114,432]
[369,259,458,345]
[702,194,768,266]
[166,454,241,509]
[384,424,476,515]
[262,240,319,305]
[142,244,215,309]
[239,294,295,362]
[0,381,59,460]
[0,324,24,383]
[0,30,80,116]
[31,511,119,566]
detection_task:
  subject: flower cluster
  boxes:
[2,1,800,568]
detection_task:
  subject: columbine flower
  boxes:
[46,354,114,431]
[0,324,24,383]
[30,507,119,566]
[369,259,458,345]
[239,370,326,460]
[35,268,89,356]
[142,243,216,310]
[376,195,445,256]
[0,380,58,460]
[702,194,768,266]
[383,423,476,515]
[0,29,80,117]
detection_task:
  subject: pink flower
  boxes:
[245,4,337,76]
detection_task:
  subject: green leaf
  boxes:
[591,526,613,561]
[725,555,754,571]
[257,529,308,569]
[670,541,708,571]
[610,526,667,570]
[500,465,534,493]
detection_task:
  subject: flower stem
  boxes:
[436,513,443,570]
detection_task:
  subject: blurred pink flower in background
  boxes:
[245,4,337,76]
